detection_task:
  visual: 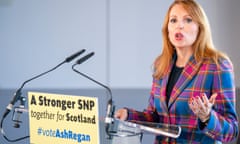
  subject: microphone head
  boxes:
[65,49,86,63]
[76,52,95,65]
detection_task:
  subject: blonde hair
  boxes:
[153,0,228,79]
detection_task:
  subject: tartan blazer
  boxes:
[127,55,239,143]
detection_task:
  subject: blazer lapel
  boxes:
[167,56,202,108]
[158,60,174,112]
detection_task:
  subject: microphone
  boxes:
[1,49,85,142]
[6,49,85,113]
[65,49,86,63]
[76,52,95,65]
[71,52,115,138]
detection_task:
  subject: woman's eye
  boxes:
[185,18,192,23]
[170,18,177,23]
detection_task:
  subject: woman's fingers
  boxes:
[114,109,128,121]
[209,93,217,104]
[188,93,217,122]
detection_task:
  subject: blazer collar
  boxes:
[163,54,202,109]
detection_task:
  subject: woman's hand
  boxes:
[114,108,128,121]
[189,93,217,122]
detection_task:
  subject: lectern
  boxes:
[107,118,181,144]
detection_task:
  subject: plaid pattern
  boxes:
[127,56,239,143]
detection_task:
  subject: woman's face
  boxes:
[168,4,199,50]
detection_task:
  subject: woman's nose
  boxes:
[177,21,184,29]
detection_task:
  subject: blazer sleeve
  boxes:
[199,58,239,142]
[126,78,159,122]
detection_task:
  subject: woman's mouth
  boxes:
[175,32,184,40]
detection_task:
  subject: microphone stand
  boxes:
[72,62,115,139]
[72,52,182,141]
[0,95,30,142]
[0,49,86,142]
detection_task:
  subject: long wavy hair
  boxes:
[153,0,228,79]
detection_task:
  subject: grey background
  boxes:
[0,0,239,143]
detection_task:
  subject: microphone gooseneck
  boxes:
[71,52,115,138]
[9,49,86,109]
[1,49,86,142]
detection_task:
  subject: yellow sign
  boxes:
[28,92,99,144]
